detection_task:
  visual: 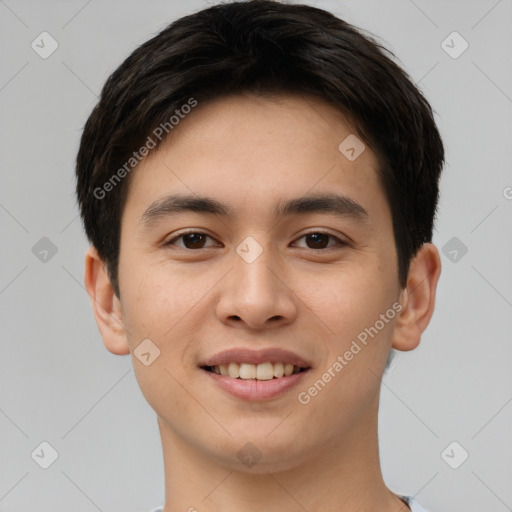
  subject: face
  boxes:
[116,93,403,471]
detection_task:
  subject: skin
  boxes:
[84,93,441,512]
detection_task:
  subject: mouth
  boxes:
[201,362,311,380]
[198,347,313,400]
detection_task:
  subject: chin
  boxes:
[206,430,312,474]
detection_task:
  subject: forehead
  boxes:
[122,93,389,231]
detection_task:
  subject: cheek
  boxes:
[297,260,397,400]
[299,298,396,425]
[120,259,191,338]
[119,264,200,416]
[119,258,220,380]
[299,262,390,337]
[130,351,199,444]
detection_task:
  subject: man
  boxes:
[76,1,443,510]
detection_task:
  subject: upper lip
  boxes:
[199,347,312,368]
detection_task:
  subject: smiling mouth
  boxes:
[202,362,310,380]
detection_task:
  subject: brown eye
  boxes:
[295,231,347,250]
[305,233,329,249]
[181,233,207,249]
[165,231,216,249]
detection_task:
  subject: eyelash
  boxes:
[163,230,349,251]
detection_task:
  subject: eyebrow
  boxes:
[140,192,369,227]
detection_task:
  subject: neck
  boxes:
[158,394,408,512]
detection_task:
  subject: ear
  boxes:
[83,246,130,355]
[391,243,442,351]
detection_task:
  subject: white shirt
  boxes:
[400,495,430,511]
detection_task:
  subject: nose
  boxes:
[215,241,298,330]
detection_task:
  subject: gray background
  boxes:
[1,0,511,511]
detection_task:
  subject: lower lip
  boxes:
[201,368,310,401]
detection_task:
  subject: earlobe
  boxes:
[391,243,442,352]
[83,246,131,356]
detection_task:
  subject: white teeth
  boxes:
[256,362,274,380]
[273,362,284,378]
[228,362,240,378]
[210,361,306,380]
[284,363,294,376]
[239,363,256,379]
